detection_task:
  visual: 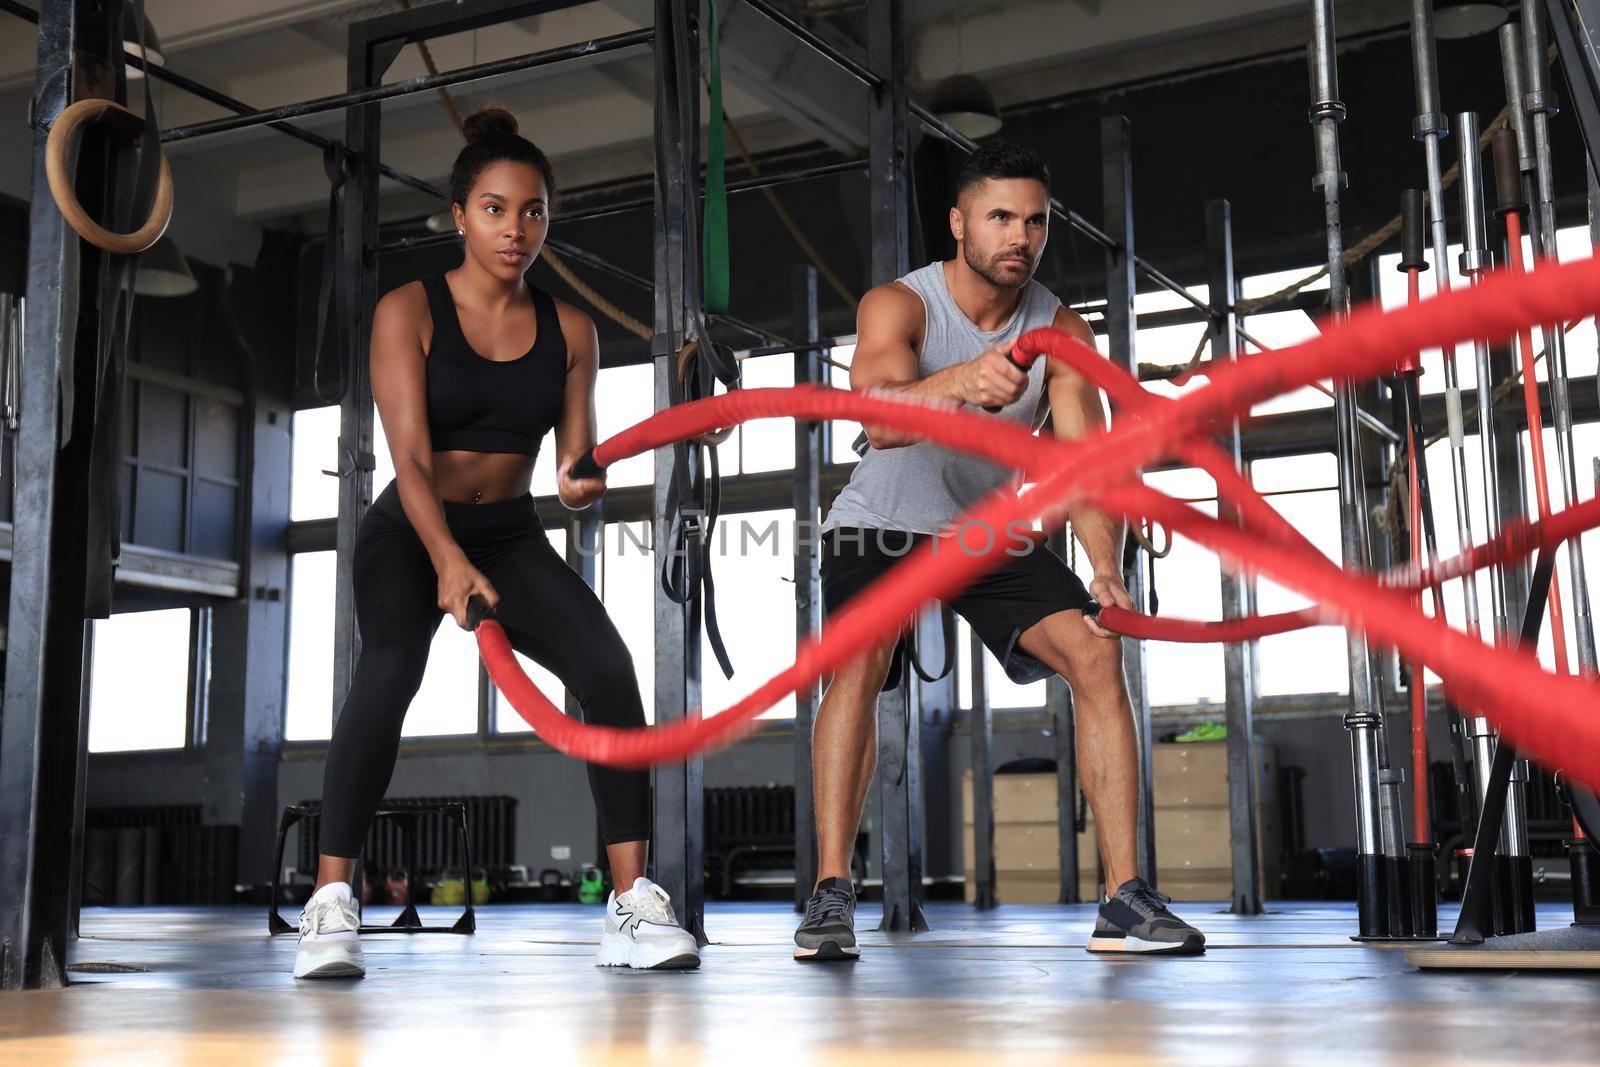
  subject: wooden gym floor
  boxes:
[0,900,1597,1065]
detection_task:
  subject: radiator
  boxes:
[704,785,796,898]
[296,795,517,876]
[83,806,234,905]
[705,785,795,844]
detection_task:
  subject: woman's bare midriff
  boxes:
[432,450,537,504]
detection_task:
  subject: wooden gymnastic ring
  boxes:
[676,338,735,446]
[45,98,174,255]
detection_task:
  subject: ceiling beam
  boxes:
[600,0,868,153]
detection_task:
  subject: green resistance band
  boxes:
[703,0,730,314]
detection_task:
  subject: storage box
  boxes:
[960,774,1098,903]
[961,739,1279,904]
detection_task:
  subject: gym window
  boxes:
[283,550,335,742]
[87,607,197,754]
[283,547,483,742]
[703,507,798,721]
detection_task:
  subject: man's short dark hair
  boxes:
[955,140,1051,202]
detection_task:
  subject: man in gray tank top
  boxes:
[794,142,1205,961]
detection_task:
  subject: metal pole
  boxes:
[204,351,293,891]
[1541,0,1600,182]
[876,677,927,931]
[1498,24,1545,653]
[865,0,925,933]
[1048,525,1080,903]
[0,0,120,989]
[968,629,997,910]
[651,0,706,944]
[1409,0,1483,641]
[1494,348,1532,631]
[161,29,655,142]
[1309,0,1387,938]
[1486,124,1538,913]
[1501,24,1537,172]
[1458,110,1506,855]
[567,510,602,586]
[1458,112,1510,641]
[1101,114,1157,887]
[867,0,910,288]
[331,23,385,727]
[791,266,822,909]
[914,624,956,897]
[1489,338,1533,902]
[1208,199,1264,916]
[1349,258,1409,937]
[1481,317,1533,880]
[66,621,92,940]
[1593,156,1600,415]
[1048,679,1080,902]
[1523,2,1598,671]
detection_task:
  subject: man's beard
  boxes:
[963,242,1033,289]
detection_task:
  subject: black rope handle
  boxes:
[982,350,1030,414]
[569,449,604,481]
[466,594,497,630]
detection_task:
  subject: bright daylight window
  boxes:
[1251,453,1347,697]
[88,607,193,753]
[702,508,797,720]
[283,551,482,741]
[829,343,864,466]
[284,550,335,741]
[715,353,794,474]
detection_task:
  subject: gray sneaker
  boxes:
[794,876,860,961]
[1086,877,1206,955]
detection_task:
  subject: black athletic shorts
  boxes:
[820,526,1095,692]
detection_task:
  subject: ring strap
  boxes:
[44,99,173,256]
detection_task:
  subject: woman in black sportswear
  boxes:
[293,108,698,979]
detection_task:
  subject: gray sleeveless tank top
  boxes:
[822,261,1062,536]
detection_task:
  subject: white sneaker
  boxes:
[596,877,701,970]
[294,882,365,979]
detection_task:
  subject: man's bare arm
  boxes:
[851,283,1029,449]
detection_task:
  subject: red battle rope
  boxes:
[476,250,1600,789]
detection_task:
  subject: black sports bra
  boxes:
[420,275,567,457]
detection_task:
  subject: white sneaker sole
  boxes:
[793,940,860,961]
[596,930,700,970]
[1086,933,1205,955]
[294,942,366,979]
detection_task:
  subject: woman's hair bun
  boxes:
[463,106,520,143]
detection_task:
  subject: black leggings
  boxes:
[318,481,651,858]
